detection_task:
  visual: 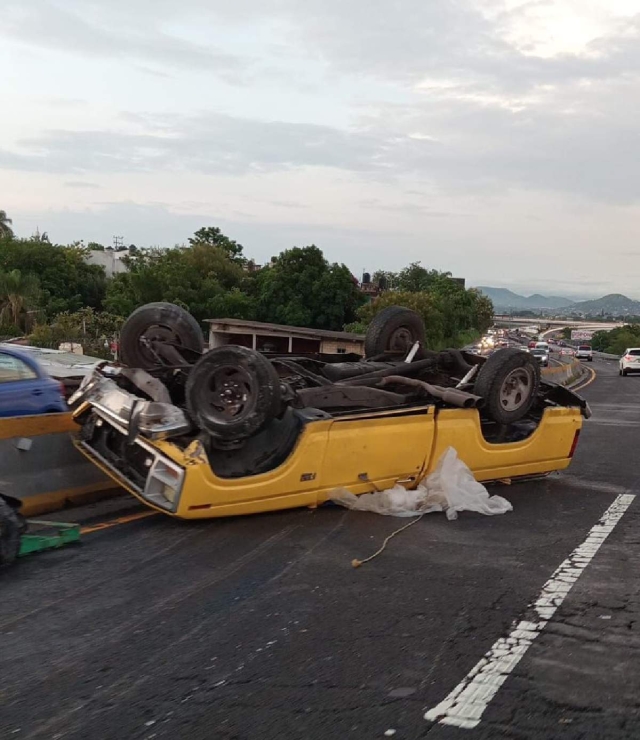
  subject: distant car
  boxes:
[530,348,550,367]
[0,347,67,417]
[528,340,538,349]
[560,348,575,358]
[620,348,640,376]
[575,345,593,362]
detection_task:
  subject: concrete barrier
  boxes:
[542,359,587,388]
[0,413,119,516]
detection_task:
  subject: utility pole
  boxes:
[113,236,124,249]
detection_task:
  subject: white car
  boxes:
[620,348,640,376]
[530,347,550,367]
[575,345,593,362]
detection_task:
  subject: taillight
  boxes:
[569,430,581,458]
[625,355,634,361]
[59,382,67,398]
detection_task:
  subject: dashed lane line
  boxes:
[425,493,636,730]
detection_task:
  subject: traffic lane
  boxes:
[0,361,630,740]
[568,358,640,488]
[0,478,620,739]
[427,359,640,739]
[465,496,640,740]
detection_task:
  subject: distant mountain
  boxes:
[569,294,640,316]
[476,287,573,311]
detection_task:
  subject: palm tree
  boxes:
[0,210,14,239]
[0,270,40,328]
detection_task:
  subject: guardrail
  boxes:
[0,412,117,516]
[541,359,586,387]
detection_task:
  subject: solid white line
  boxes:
[424,493,636,730]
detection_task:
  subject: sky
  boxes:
[3,0,640,299]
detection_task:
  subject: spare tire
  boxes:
[0,497,21,568]
[119,302,204,369]
[364,306,426,358]
[186,346,282,442]
[474,348,540,425]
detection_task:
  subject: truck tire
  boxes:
[364,306,427,358]
[186,346,282,442]
[474,348,540,425]
[120,302,204,369]
[0,497,21,568]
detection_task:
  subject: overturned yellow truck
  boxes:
[70,304,589,519]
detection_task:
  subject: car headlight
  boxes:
[143,458,185,511]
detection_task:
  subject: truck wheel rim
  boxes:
[389,327,414,352]
[499,367,532,412]
[139,324,179,362]
[204,365,257,422]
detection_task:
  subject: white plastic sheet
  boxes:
[329,447,512,520]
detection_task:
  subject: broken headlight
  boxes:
[143,457,185,511]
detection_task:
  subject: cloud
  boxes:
[64,181,101,189]
[0,113,389,176]
[3,79,640,205]
[2,0,249,79]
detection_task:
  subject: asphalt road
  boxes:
[3,357,640,740]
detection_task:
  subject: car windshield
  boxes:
[627,349,640,356]
[531,349,547,356]
[579,346,591,351]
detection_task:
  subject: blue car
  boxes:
[0,347,67,417]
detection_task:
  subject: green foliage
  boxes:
[188,226,245,264]
[30,307,124,359]
[105,242,254,324]
[591,325,640,355]
[1,223,493,354]
[255,245,365,330]
[0,237,107,317]
[88,242,105,251]
[0,269,40,329]
[348,276,493,350]
[0,210,13,239]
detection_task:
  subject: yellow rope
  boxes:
[351,514,425,568]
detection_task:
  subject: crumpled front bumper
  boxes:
[70,365,191,440]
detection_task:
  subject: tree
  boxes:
[396,262,449,293]
[105,243,254,323]
[591,325,640,355]
[30,307,124,358]
[0,238,107,317]
[188,227,245,264]
[0,269,40,329]
[255,245,365,330]
[347,265,494,349]
[88,242,105,251]
[0,210,13,239]
[352,290,447,347]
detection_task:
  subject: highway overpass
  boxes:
[494,315,623,332]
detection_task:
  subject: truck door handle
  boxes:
[32,389,43,396]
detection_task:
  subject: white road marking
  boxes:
[425,493,636,730]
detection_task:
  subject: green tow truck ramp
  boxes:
[1,494,81,567]
[18,520,81,557]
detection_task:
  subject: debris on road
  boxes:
[330,447,513,520]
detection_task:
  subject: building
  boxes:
[86,249,130,278]
[206,319,365,355]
